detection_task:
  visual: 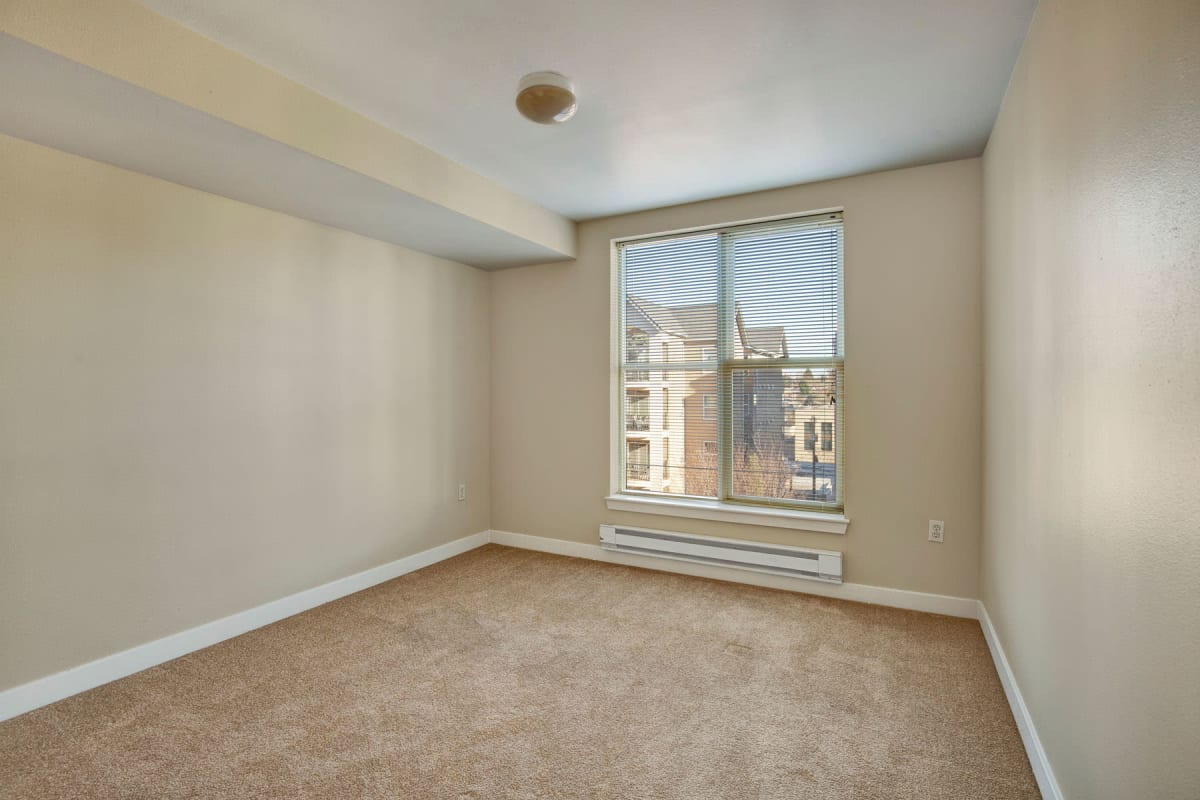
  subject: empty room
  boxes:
[1,1,1197,798]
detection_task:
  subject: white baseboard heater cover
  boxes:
[599,524,842,584]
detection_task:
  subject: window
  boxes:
[626,329,649,382]
[618,212,843,512]
[626,440,649,482]
[625,390,649,431]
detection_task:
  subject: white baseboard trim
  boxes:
[0,530,490,723]
[487,530,980,619]
[978,603,1063,800]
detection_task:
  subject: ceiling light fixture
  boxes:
[515,71,577,125]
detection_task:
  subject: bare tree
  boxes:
[732,437,793,499]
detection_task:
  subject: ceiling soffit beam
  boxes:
[0,0,576,266]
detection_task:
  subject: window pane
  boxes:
[623,234,718,365]
[730,223,841,360]
[625,389,650,431]
[626,440,650,483]
[730,366,839,504]
[621,368,717,498]
[625,328,650,382]
[617,213,843,511]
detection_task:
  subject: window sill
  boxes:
[604,494,849,535]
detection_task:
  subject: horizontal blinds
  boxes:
[622,232,718,367]
[727,216,842,360]
[617,212,844,511]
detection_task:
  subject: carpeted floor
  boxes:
[0,545,1039,799]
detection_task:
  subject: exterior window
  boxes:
[627,440,649,482]
[626,329,649,382]
[617,212,843,511]
[626,390,649,431]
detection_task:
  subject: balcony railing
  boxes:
[625,414,650,431]
[627,463,650,481]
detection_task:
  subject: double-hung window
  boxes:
[615,212,844,513]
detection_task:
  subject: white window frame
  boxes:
[607,209,849,535]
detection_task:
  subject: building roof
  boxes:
[629,297,717,340]
[740,325,788,358]
[628,296,788,358]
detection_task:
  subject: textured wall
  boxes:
[982,0,1200,796]
[492,159,984,599]
[0,135,491,690]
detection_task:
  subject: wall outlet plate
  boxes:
[928,520,945,543]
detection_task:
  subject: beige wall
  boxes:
[492,159,983,598]
[0,134,491,691]
[982,0,1200,797]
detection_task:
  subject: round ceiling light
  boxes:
[515,71,577,125]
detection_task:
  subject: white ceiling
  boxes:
[141,0,1035,221]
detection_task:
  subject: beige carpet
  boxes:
[0,545,1038,799]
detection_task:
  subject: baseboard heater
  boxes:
[599,524,842,584]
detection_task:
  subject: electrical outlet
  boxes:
[457,483,467,502]
[928,520,945,543]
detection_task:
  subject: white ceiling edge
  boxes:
[0,34,567,270]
